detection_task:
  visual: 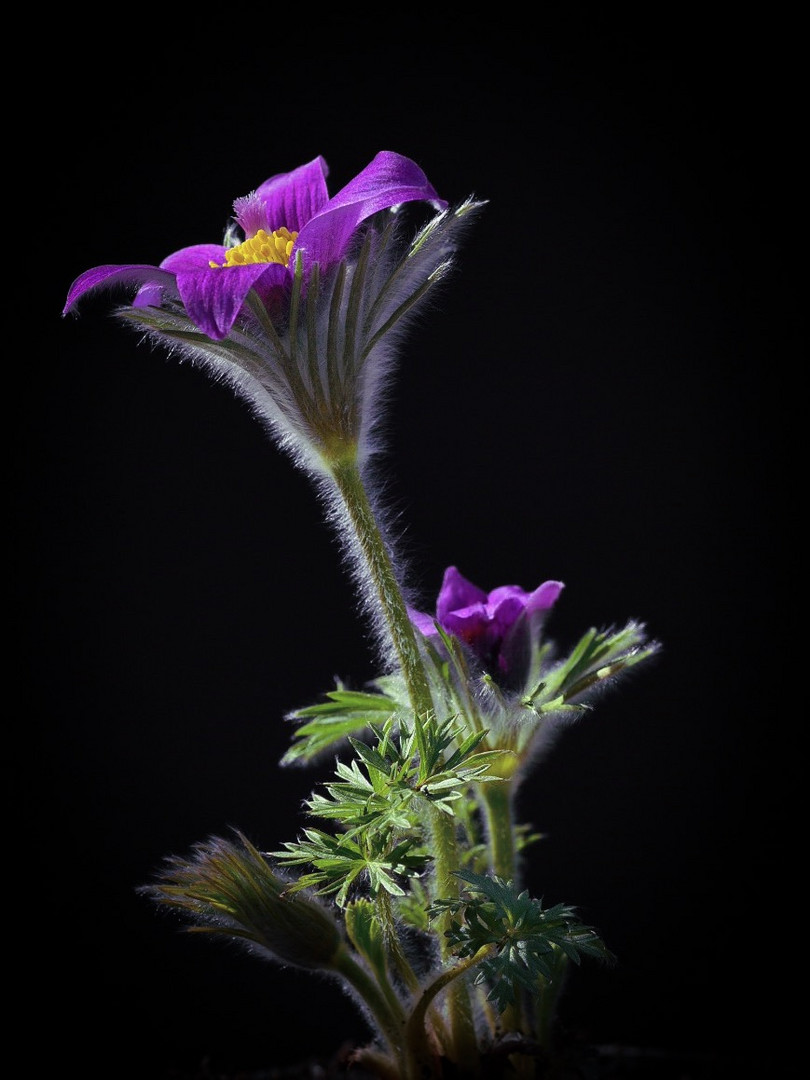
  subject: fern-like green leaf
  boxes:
[282,684,399,765]
[428,870,613,1012]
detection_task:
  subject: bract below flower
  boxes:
[409,566,564,685]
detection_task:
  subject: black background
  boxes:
[41,16,794,1079]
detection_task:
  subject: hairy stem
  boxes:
[376,890,420,996]
[326,457,476,1065]
[327,460,462,928]
[328,457,434,721]
[480,781,517,882]
[332,943,406,1055]
[404,945,497,1080]
[479,780,529,1038]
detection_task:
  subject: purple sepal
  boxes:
[294,151,447,274]
[410,566,564,684]
[63,264,177,314]
[407,607,440,637]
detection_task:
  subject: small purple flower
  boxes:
[64,152,447,341]
[410,566,564,686]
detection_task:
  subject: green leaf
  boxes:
[345,900,388,981]
[282,686,399,764]
[428,870,613,1012]
[347,737,392,775]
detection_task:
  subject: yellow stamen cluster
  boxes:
[209,227,298,269]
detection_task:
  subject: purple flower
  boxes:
[62,154,484,475]
[410,567,564,685]
[64,152,447,341]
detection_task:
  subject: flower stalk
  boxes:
[480,781,517,882]
[325,455,478,1066]
[327,456,434,721]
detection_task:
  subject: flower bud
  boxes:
[140,831,342,971]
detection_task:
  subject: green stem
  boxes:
[328,457,434,722]
[332,943,405,1056]
[326,456,477,1067]
[417,802,477,1070]
[376,890,421,996]
[403,945,497,1080]
[446,978,479,1077]
[337,913,435,1080]
[327,458,462,928]
[479,780,528,1039]
[480,781,516,882]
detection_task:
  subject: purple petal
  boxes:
[525,580,565,614]
[253,156,330,234]
[174,263,287,340]
[326,152,445,215]
[131,246,229,310]
[161,244,229,272]
[487,585,530,606]
[487,593,527,637]
[134,283,164,308]
[498,581,564,681]
[63,264,176,315]
[408,607,440,637]
[442,603,491,643]
[436,567,488,626]
[294,151,447,272]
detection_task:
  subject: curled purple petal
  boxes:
[295,151,448,272]
[487,593,528,637]
[487,585,529,606]
[526,580,565,614]
[63,264,176,315]
[134,282,164,308]
[325,151,445,215]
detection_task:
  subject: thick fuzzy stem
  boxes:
[479,781,529,1039]
[376,890,421,996]
[480,781,517,882]
[404,945,497,1080]
[328,457,434,722]
[331,944,406,1056]
[325,456,477,1066]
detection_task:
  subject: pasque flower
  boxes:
[409,566,564,686]
[64,153,445,342]
[63,152,484,477]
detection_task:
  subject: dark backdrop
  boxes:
[40,18,794,1079]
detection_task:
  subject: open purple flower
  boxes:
[64,152,446,341]
[409,566,564,686]
[62,153,485,477]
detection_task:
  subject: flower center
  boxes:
[209,227,298,269]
